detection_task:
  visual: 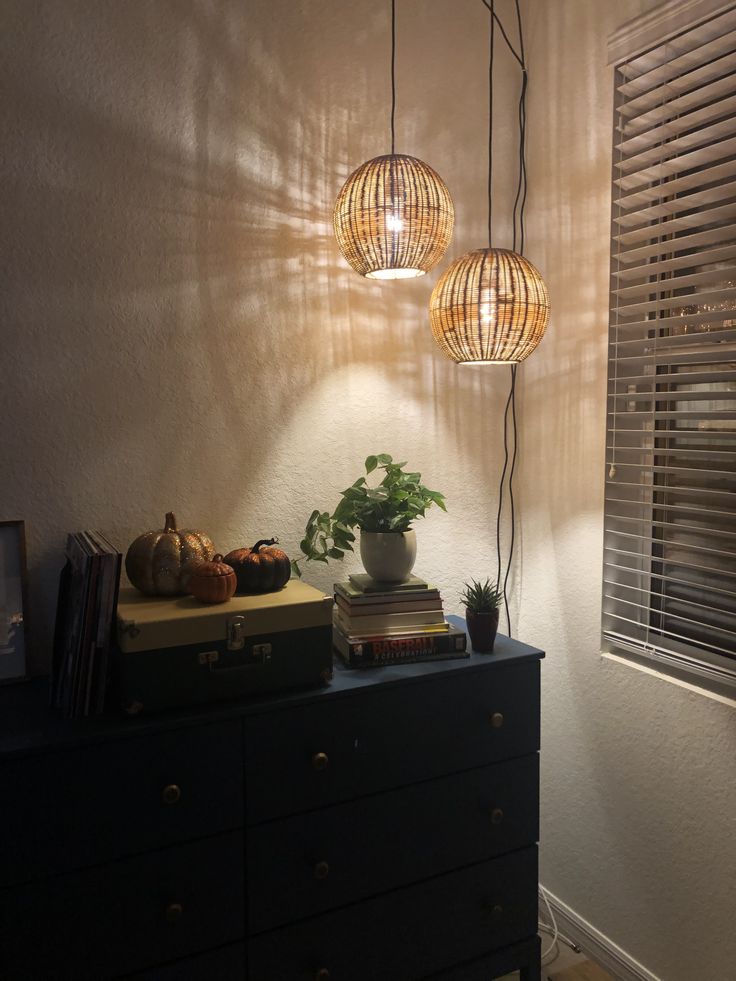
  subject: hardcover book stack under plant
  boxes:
[332,573,467,668]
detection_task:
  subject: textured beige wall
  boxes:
[519,2,736,979]
[1,0,521,672]
[3,2,734,977]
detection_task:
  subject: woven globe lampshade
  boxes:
[429,247,549,364]
[333,153,454,280]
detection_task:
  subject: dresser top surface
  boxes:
[0,617,543,759]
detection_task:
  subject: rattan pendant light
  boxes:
[333,0,454,280]
[429,0,549,363]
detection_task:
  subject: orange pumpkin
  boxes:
[224,538,291,593]
[125,512,215,596]
[188,554,237,604]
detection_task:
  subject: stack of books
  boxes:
[333,573,467,668]
[51,531,122,717]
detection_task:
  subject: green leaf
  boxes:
[297,455,445,571]
[291,559,302,577]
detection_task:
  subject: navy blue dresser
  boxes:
[0,630,543,980]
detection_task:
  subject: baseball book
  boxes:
[333,621,468,668]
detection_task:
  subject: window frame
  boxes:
[603,0,736,688]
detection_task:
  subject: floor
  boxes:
[498,937,614,981]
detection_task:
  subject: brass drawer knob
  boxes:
[315,970,330,981]
[312,752,329,772]
[165,902,183,923]
[490,712,504,729]
[482,901,504,917]
[491,807,504,825]
[314,860,330,880]
[162,784,182,805]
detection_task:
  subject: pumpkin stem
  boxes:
[164,512,177,533]
[212,554,224,563]
[252,538,278,552]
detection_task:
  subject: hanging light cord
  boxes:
[504,0,525,634]
[511,0,527,253]
[503,364,518,632]
[496,369,513,588]
[484,0,526,636]
[488,0,495,248]
[481,0,523,66]
[390,0,396,155]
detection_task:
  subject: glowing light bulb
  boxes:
[386,213,404,232]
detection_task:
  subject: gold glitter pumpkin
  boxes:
[125,511,215,596]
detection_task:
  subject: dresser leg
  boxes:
[519,934,542,981]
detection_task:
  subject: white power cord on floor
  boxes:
[538,885,559,962]
[538,884,583,967]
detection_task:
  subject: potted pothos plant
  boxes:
[461,578,503,653]
[293,454,446,582]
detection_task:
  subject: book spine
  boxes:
[334,584,441,604]
[334,594,443,615]
[335,609,446,632]
[335,628,467,666]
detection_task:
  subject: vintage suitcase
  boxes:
[114,580,333,714]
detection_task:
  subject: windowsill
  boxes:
[601,649,736,708]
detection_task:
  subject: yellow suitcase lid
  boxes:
[116,580,333,654]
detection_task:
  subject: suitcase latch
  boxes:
[227,615,247,650]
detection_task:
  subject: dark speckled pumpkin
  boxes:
[224,538,291,593]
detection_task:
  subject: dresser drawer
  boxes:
[0,832,244,980]
[122,941,245,980]
[247,753,539,933]
[0,720,243,887]
[248,846,538,980]
[244,662,540,822]
[422,937,541,980]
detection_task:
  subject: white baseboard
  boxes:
[539,887,662,981]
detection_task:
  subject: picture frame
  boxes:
[0,520,29,683]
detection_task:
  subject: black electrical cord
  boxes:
[488,0,495,248]
[390,0,396,155]
[511,0,527,253]
[484,0,527,637]
[480,0,523,66]
[496,373,514,589]
[502,365,518,634]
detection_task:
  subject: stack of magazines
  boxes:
[51,531,122,717]
[333,573,467,668]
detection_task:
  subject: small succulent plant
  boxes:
[461,578,502,614]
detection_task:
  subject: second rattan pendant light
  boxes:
[429,1,549,364]
[333,0,454,280]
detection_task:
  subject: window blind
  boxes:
[604,5,736,684]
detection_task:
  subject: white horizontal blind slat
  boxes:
[614,135,736,191]
[616,6,736,83]
[618,44,736,117]
[612,245,736,286]
[605,5,736,678]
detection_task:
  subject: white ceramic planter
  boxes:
[359,530,417,583]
